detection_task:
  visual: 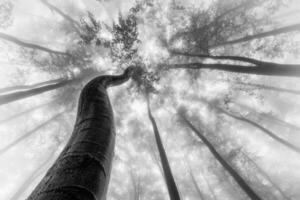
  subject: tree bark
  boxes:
[39,0,81,35]
[210,23,300,48]
[0,111,65,155]
[147,95,181,200]
[168,62,300,77]
[0,78,72,106]
[26,68,134,200]
[0,32,71,56]
[179,113,262,200]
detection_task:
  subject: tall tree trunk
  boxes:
[187,164,205,200]
[39,0,81,35]
[27,67,135,200]
[242,152,292,200]
[169,50,277,66]
[210,23,300,48]
[179,113,262,200]
[0,78,73,106]
[217,107,300,155]
[168,63,300,77]
[0,32,71,56]
[146,95,181,200]
[10,150,57,200]
[234,102,300,132]
[130,168,141,200]
[0,78,65,94]
[200,172,218,200]
[0,99,57,125]
[0,111,65,155]
[231,81,300,96]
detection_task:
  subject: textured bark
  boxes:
[242,153,292,200]
[180,114,262,200]
[168,63,300,77]
[147,96,181,200]
[0,32,71,56]
[27,68,134,200]
[10,150,56,200]
[0,78,71,106]
[0,78,65,94]
[210,23,300,48]
[218,107,300,155]
[40,0,81,35]
[0,112,65,155]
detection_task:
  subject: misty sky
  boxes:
[0,0,300,200]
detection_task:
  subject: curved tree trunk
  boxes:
[147,95,181,200]
[210,23,300,48]
[26,68,134,200]
[179,113,262,200]
[0,32,71,56]
[168,63,300,77]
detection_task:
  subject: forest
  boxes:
[0,0,300,199]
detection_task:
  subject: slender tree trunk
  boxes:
[232,81,300,96]
[210,23,300,48]
[0,78,73,106]
[146,95,181,200]
[168,62,300,77]
[242,152,292,200]
[217,107,300,155]
[187,165,205,200]
[0,99,57,125]
[39,0,81,35]
[169,50,275,66]
[0,32,71,56]
[234,102,300,132]
[0,78,65,94]
[26,68,134,200]
[10,150,57,200]
[200,172,218,200]
[179,113,262,200]
[0,111,65,155]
